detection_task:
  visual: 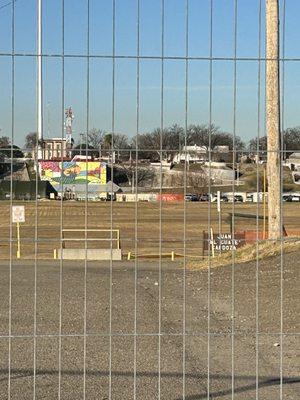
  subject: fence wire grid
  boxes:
[0,0,299,399]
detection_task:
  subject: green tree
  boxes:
[0,136,10,148]
[25,132,38,151]
[103,133,112,149]
[72,144,99,158]
[0,136,24,158]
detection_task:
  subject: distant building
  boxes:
[31,138,71,161]
[213,145,229,153]
[55,180,121,201]
[39,159,107,188]
[0,180,56,200]
[42,138,70,160]
[173,145,207,164]
[212,145,230,162]
[173,144,230,164]
[288,152,300,170]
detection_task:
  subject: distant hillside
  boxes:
[239,163,298,192]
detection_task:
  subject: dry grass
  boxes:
[239,163,298,192]
[188,238,300,270]
[0,201,299,260]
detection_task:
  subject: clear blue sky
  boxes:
[0,0,300,147]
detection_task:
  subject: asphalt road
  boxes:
[0,253,299,399]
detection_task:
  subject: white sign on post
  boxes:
[12,206,25,259]
[12,205,25,223]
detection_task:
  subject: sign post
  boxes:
[12,206,25,259]
[217,191,222,252]
[210,227,215,258]
[203,231,245,254]
[263,166,267,239]
[16,222,21,259]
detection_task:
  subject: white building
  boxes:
[287,152,300,170]
[173,145,207,164]
[173,144,230,164]
[32,138,70,160]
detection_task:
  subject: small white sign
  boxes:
[12,206,25,223]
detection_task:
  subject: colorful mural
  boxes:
[39,161,107,186]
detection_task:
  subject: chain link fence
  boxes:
[0,0,299,399]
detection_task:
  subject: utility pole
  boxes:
[99,142,102,159]
[80,133,84,156]
[46,102,50,137]
[37,0,43,160]
[266,0,281,240]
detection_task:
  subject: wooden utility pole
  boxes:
[37,0,43,160]
[266,0,281,240]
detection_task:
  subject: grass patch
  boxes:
[188,238,300,270]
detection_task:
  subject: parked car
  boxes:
[185,193,199,202]
[282,195,292,202]
[220,194,229,202]
[234,194,244,202]
[199,193,210,202]
[288,195,300,202]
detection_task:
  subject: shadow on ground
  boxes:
[0,368,299,399]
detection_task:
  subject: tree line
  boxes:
[1,124,300,161]
[249,127,300,155]
[24,124,247,162]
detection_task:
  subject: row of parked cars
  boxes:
[282,194,300,202]
[184,193,244,202]
[185,193,300,203]
[184,193,209,202]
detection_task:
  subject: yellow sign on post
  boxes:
[12,206,25,259]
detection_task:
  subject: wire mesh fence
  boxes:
[0,0,299,399]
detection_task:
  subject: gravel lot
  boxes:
[0,252,299,399]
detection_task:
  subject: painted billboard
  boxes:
[39,161,106,186]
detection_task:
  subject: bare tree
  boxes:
[134,124,245,162]
[102,133,129,150]
[266,0,281,239]
[249,127,300,157]
[187,124,245,151]
[249,136,268,152]
[282,127,300,155]
[118,163,155,188]
[136,126,183,162]
[188,170,209,190]
[87,128,104,149]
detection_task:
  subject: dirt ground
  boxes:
[0,252,298,399]
[0,201,299,260]
[0,201,299,398]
